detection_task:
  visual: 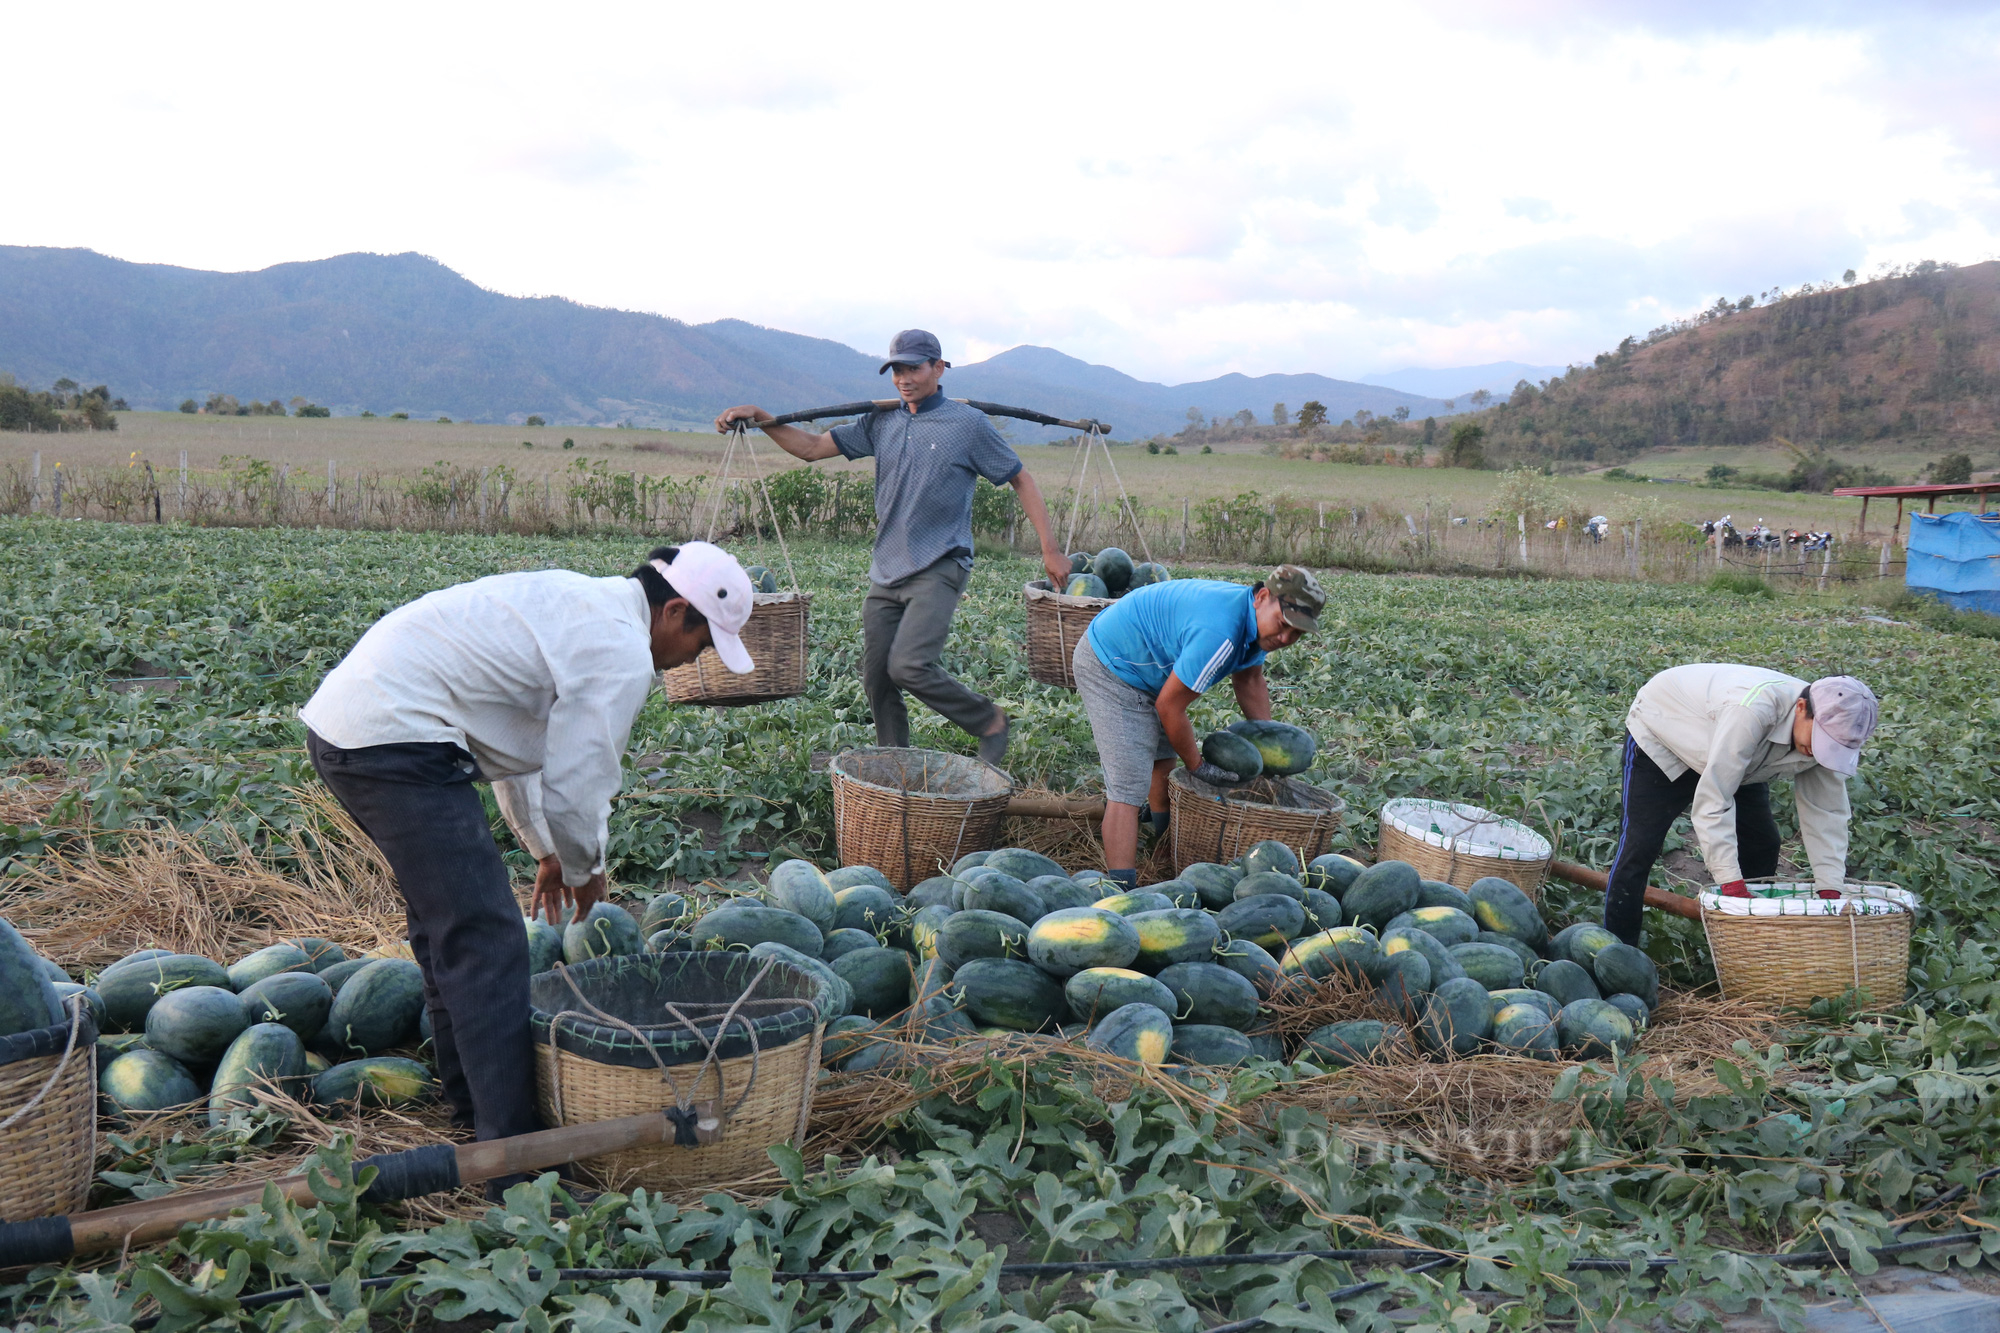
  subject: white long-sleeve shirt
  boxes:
[1625,663,1851,889]
[299,571,656,887]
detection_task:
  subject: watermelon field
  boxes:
[2,515,1999,1330]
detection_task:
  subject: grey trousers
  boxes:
[862,556,995,746]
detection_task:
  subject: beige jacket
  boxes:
[1626,663,1850,889]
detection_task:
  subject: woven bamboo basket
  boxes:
[1023,580,1114,691]
[831,748,1013,890]
[1701,881,1912,1008]
[662,592,811,707]
[1375,798,1553,902]
[1168,767,1345,872]
[0,1001,97,1221]
[531,953,823,1194]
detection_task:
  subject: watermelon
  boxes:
[937,910,1032,970]
[1086,1003,1173,1064]
[640,893,690,937]
[318,956,378,995]
[1300,888,1344,933]
[1212,938,1283,994]
[312,1056,438,1111]
[1590,943,1660,1007]
[1341,861,1421,929]
[1604,993,1651,1030]
[1225,722,1317,778]
[35,956,67,985]
[764,860,839,934]
[97,953,230,1032]
[919,987,979,1043]
[1279,927,1386,985]
[419,1008,433,1045]
[226,943,313,992]
[1071,869,1121,894]
[645,928,690,953]
[303,1051,330,1076]
[1550,922,1620,971]
[238,971,334,1042]
[1233,871,1306,902]
[822,1015,878,1067]
[1152,880,1207,910]
[1304,1019,1405,1068]
[822,928,879,962]
[1093,547,1135,593]
[841,1038,909,1073]
[1026,908,1140,977]
[1129,561,1170,588]
[1534,958,1601,1008]
[1216,895,1306,949]
[951,958,1066,1031]
[1302,854,1366,895]
[1448,942,1526,991]
[748,942,853,1019]
[1018,877,1084,915]
[1477,932,1541,978]
[146,986,249,1067]
[908,904,954,960]
[208,1023,308,1124]
[323,958,425,1055]
[1489,988,1558,1018]
[1094,891,1175,917]
[1066,573,1110,599]
[1156,961,1260,1030]
[1557,999,1636,1059]
[525,919,564,974]
[832,886,901,936]
[96,1031,149,1060]
[1245,1031,1286,1063]
[1492,1003,1560,1059]
[1374,949,1430,1015]
[1171,1024,1252,1066]
[743,564,776,593]
[101,1049,202,1116]
[562,901,644,964]
[1200,731,1264,782]
[1418,977,1495,1056]
[830,948,912,1018]
[1384,905,1479,948]
[1128,909,1222,972]
[1067,552,1092,575]
[826,865,895,892]
[1064,968,1176,1024]
[689,903,824,957]
[907,876,963,911]
[1380,926,1467,986]
[48,981,102,1028]
[951,852,992,874]
[985,849,1067,882]
[285,939,348,973]
[98,947,173,976]
[1237,839,1300,878]
[1467,878,1548,949]
[962,873,1046,924]
[1414,880,1474,913]
[1179,863,1239,910]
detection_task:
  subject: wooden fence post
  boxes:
[1518,513,1528,564]
[1878,540,1890,579]
[327,459,337,515]
[1631,520,1642,580]
[29,452,39,513]
[179,450,188,519]
[52,466,63,518]
[1819,543,1833,592]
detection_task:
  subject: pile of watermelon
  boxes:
[1060,547,1170,600]
[578,842,1655,1075]
[0,919,438,1125]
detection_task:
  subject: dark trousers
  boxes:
[307,731,540,1149]
[1603,732,1780,944]
[861,556,996,746]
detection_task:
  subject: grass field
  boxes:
[4,517,1999,1328]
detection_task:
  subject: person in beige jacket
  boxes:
[1603,664,1879,944]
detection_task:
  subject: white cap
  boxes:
[651,542,756,674]
[1806,675,1878,778]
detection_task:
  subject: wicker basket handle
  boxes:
[0,997,84,1134]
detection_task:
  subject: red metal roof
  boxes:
[1831,482,2000,498]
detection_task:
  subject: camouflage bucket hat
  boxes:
[1267,565,1324,632]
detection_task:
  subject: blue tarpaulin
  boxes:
[1907,510,2000,616]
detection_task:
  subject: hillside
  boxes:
[0,246,1450,436]
[1478,260,2000,466]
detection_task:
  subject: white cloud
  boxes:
[2,0,1995,382]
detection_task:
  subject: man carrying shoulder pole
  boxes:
[716,329,1069,765]
[1603,663,1880,945]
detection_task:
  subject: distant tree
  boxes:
[179,399,197,414]
[52,378,78,395]
[1468,388,1492,409]
[1392,405,1410,422]
[1184,407,1206,432]
[360,410,377,418]
[1443,399,1456,410]
[1146,440,1161,454]
[1353,409,1374,427]
[1421,416,1437,451]
[437,416,452,424]
[1271,402,1289,427]
[563,437,575,449]
[1736,295,1754,311]
[1706,463,1739,484]
[1842,268,1857,284]
[1232,408,1255,428]
[525,414,546,427]
[390,412,410,420]
[1295,401,1329,435]
[1932,452,1974,484]
[1443,421,1486,469]
[294,403,330,418]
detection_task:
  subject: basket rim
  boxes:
[528,952,821,1069]
[1379,797,1551,861]
[0,1008,99,1069]
[1024,579,1115,609]
[1699,880,1913,917]
[829,746,1013,802]
[1168,766,1347,814]
[749,590,811,606]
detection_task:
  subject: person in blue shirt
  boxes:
[1074,565,1325,889]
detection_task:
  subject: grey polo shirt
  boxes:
[831,393,1024,587]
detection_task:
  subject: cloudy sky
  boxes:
[8,1,1998,383]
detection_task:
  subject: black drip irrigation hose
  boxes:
[126,1231,1988,1328]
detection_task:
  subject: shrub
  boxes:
[1706,572,1774,598]
[1443,422,1486,469]
[1932,453,1974,485]
[179,399,197,414]
[294,404,330,418]
[525,415,547,427]
[389,412,409,420]
[563,438,575,450]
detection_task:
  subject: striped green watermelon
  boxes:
[952,851,992,874]
[226,943,313,992]
[1448,942,1526,991]
[525,919,563,974]
[50,982,104,1029]
[689,903,824,957]
[1094,891,1175,917]
[961,873,1046,924]
[765,860,838,934]
[1170,1024,1252,1066]
[1025,908,1140,977]
[830,947,913,1018]
[285,939,348,974]
[1064,968,1176,1024]
[1589,943,1659,1007]
[1239,840,1301,878]
[1200,730,1264,781]
[748,942,852,1019]
[951,958,1066,1032]
[1086,1003,1173,1064]
[1066,572,1110,599]
[1604,993,1651,1030]
[1302,854,1366,895]
[1492,1003,1559,1059]
[832,886,901,935]
[1216,895,1306,949]
[1477,931,1541,979]
[1127,909,1221,972]
[1032,876,1103,913]
[1225,722,1317,778]
[984,849,1067,882]
[1380,926,1467,986]
[145,985,249,1067]
[1550,922,1620,971]
[1092,547,1135,593]
[1301,888,1344,933]
[822,1015,878,1067]
[312,1056,438,1111]
[1156,961,1260,1030]
[907,876,963,911]
[1418,977,1494,1056]
[821,928,878,961]
[1488,988,1558,1018]
[1245,1031,1287,1063]
[1279,927,1386,985]
[208,1023,308,1124]
[1557,999,1635,1059]
[1534,959,1601,1007]
[1415,880,1474,913]
[238,971,334,1043]
[1384,905,1478,947]
[98,953,230,1032]
[100,1049,202,1117]
[563,902,643,964]
[1375,950,1430,1015]
[323,959,425,1055]
[826,865,895,892]
[317,956,377,995]
[936,910,1032,970]
[640,893,690,937]
[1341,861,1421,929]
[1178,864,1238,910]
[1211,938,1283,994]
[1467,877,1547,949]
[908,904,954,960]
[1233,871,1306,902]
[1304,1019,1405,1068]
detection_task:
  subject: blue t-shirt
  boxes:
[1084,580,1267,696]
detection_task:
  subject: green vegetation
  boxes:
[0,375,121,432]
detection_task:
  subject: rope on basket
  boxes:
[1057,426,1155,566]
[704,424,801,595]
[0,997,84,1134]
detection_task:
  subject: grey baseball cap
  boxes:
[879,329,949,373]
[1807,675,1879,777]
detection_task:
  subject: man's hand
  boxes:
[1043,548,1071,588]
[1191,761,1243,786]
[531,854,609,924]
[714,404,773,433]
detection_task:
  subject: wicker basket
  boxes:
[1375,798,1553,902]
[830,748,1013,890]
[661,592,810,707]
[531,953,823,1194]
[1023,580,1113,691]
[0,1001,97,1221]
[1701,881,1912,1008]
[1168,767,1345,873]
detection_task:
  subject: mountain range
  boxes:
[0,246,1468,437]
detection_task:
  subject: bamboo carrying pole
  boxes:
[1547,859,1700,921]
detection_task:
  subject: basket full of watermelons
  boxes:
[1023,547,1172,689]
[1168,721,1343,870]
